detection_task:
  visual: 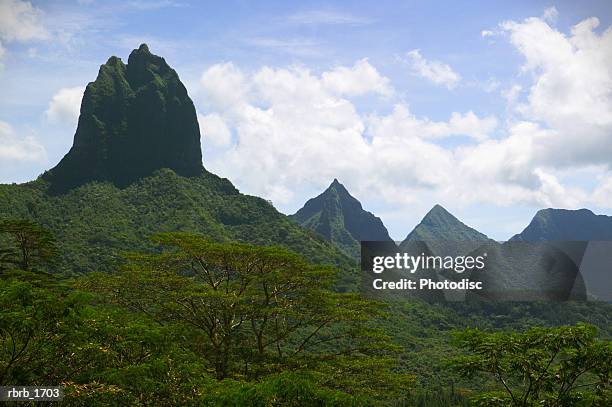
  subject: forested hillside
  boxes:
[0,170,353,280]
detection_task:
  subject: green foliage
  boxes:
[449,324,612,406]
[80,233,412,403]
[202,371,361,406]
[405,386,472,407]
[0,276,82,384]
[0,271,218,405]
[0,219,58,272]
[0,169,355,285]
[0,209,609,406]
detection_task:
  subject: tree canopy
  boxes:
[450,324,611,406]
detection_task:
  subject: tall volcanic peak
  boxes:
[44,44,204,191]
[290,179,392,259]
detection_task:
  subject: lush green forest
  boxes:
[0,218,610,406]
[0,170,353,281]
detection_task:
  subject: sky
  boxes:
[1,0,612,240]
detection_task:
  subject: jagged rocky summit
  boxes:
[43,44,203,191]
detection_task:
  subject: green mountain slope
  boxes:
[290,179,392,258]
[511,208,612,241]
[0,170,353,277]
[399,204,490,256]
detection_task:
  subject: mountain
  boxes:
[510,208,612,301]
[0,170,352,276]
[511,208,612,241]
[399,204,490,256]
[395,206,588,301]
[290,179,392,258]
[0,45,354,283]
[43,44,203,192]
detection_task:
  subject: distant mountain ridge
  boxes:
[290,179,392,259]
[511,208,612,241]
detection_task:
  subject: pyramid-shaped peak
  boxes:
[328,178,350,194]
[421,204,457,224]
[290,180,392,257]
[428,204,450,215]
[402,204,489,245]
[329,178,345,188]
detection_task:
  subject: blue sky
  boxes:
[1,0,612,240]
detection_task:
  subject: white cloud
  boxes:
[45,86,85,125]
[463,10,612,207]
[197,60,498,205]
[592,174,612,206]
[0,0,48,43]
[125,0,184,10]
[482,77,500,93]
[405,49,461,89]
[0,120,45,161]
[502,84,522,106]
[200,62,248,114]
[244,37,323,58]
[448,111,498,141]
[196,6,612,213]
[198,113,232,147]
[501,13,612,169]
[367,105,496,142]
[0,0,48,64]
[542,6,559,23]
[286,10,372,26]
[198,62,383,202]
[322,59,393,97]
[533,168,587,207]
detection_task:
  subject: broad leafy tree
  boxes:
[83,232,413,403]
[450,324,611,406]
[0,220,57,272]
